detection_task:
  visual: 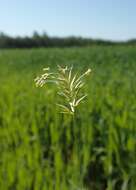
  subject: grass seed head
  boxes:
[35,65,91,115]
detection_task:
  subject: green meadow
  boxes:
[0,46,136,190]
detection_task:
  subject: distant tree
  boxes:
[0,31,135,49]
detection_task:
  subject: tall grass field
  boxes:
[0,46,136,190]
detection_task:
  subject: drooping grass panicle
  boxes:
[34,65,91,115]
[34,67,55,87]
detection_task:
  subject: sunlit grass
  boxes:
[0,46,136,190]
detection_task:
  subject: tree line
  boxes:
[0,31,135,49]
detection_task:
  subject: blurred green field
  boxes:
[0,46,136,190]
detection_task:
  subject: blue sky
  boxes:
[0,0,136,40]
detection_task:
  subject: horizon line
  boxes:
[0,30,136,43]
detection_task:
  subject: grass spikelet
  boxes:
[57,66,91,114]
